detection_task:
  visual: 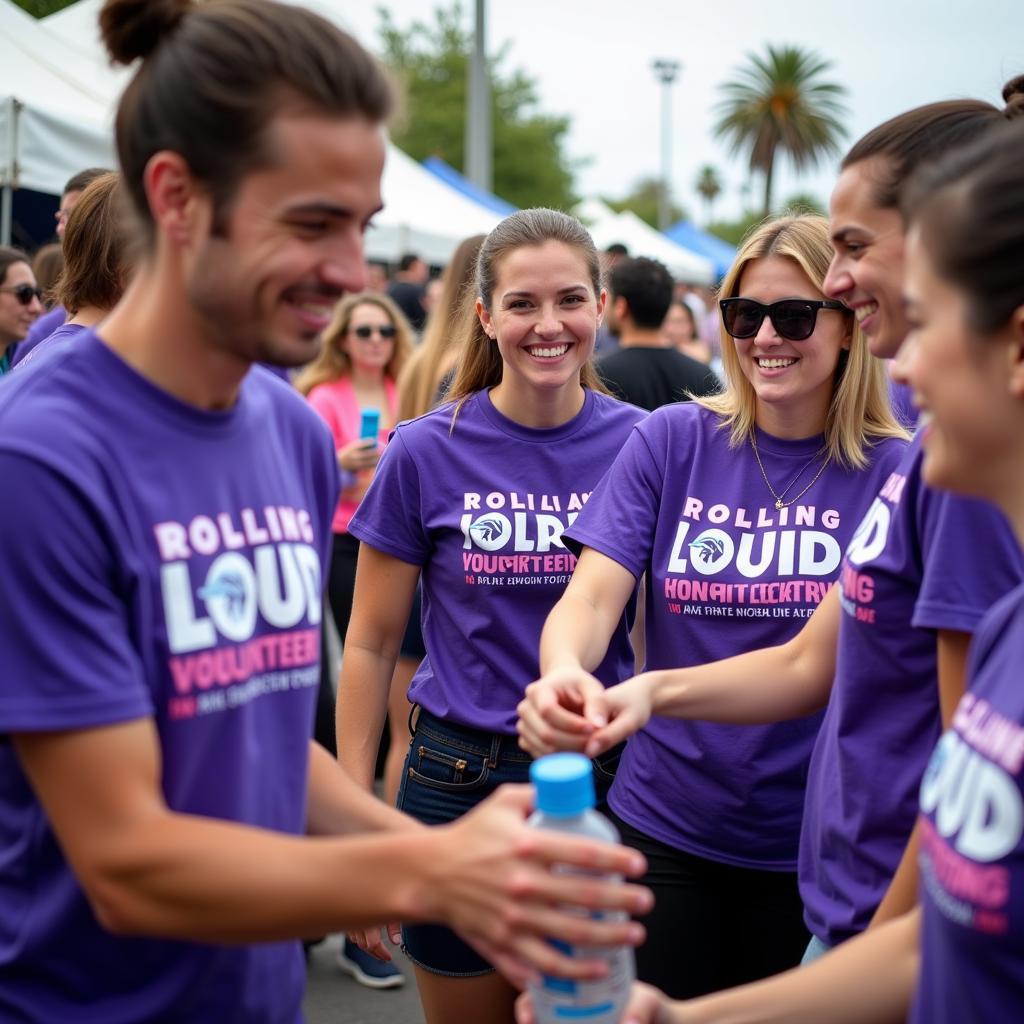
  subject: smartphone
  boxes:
[359,408,381,444]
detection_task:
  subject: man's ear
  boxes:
[143,151,211,248]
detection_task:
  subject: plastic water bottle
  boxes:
[527,753,635,1024]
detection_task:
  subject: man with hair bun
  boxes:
[0,2,650,1021]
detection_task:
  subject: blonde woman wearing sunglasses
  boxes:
[516,214,908,999]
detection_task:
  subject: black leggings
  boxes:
[312,533,361,757]
[607,808,809,999]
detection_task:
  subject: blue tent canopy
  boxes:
[421,156,518,218]
[664,220,737,282]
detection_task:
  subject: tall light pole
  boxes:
[651,58,681,231]
[465,0,492,192]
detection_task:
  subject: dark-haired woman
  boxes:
[10,172,129,372]
[526,111,1024,1024]
[337,207,647,1024]
[0,247,43,374]
[518,79,1024,973]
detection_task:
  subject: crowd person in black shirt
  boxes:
[598,257,719,410]
[387,252,429,331]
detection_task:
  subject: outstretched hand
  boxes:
[420,784,653,989]
[517,670,656,758]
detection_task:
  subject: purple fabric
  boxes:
[8,305,65,369]
[7,321,86,373]
[801,434,1024,946]
[0,333,338,1023]
[912,583,1024,1023]
[566,403,908,868]
[258,362,292,381]
[348,388,646,734]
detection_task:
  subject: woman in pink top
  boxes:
[295,293,414,983]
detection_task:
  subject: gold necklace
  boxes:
[750,433,830,510]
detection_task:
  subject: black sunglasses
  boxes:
[719,297,849,342]
[352,324,397,340]
[0,284,44,307]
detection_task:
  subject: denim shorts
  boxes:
[396,707,623,977]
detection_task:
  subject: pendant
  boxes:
[775,498,784,510]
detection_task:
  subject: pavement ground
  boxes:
[303,934,424,1023]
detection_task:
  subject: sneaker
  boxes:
[336,938,405,989]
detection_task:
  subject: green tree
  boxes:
[713,45,847,217]
[11,0,76,16]
[782,191,826,216]
[378,4,578,210]
[707,210,766,248]
[694,165,723,225]
[606,177,685,230]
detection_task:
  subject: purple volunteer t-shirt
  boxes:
[348,388,646,734]
[8,304,66,369]
[801,433,1024,946]
[912,583,1024,1024]
[0,333,338,1023]
[8,320,86,372]
[567,402,907,868]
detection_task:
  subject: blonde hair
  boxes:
[446,209,608,423]
[293,292,413,396]
[698,214,908,468]
[397,233,485,422]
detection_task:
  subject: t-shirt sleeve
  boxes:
[913,488,1024,634]
[563,421,664,578]
[0,452,152,732]
[347,430,428,566]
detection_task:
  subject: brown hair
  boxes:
[100,0,392,240]
[397,233,485,422]
[0,246,30,288]
[903,119,1024,336]
[840,75,1024,210]
[55,172,130,316]
[446,209,607,420]
[293,292,413,396]
[699,214,908,468]
[63,167,112,198]
[31,245,64,307]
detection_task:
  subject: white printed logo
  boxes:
[921,731,1024,863]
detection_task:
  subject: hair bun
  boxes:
[1002,74,1024,120]
[99,0,192,66]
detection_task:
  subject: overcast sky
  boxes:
[309,0,1024,222]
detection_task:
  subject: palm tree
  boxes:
[695,165,723,225]
[713,45,848,217]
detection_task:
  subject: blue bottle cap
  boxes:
[531,753,595,817]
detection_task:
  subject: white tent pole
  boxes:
[0,185,11,246]
[1,97,16,245]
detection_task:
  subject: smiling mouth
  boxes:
[854,301,879,324]
[526,343,570,359]
[756,357,798,369]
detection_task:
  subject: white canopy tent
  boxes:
[576,198,715,285]
[0,0,119,242]
[41,0,503,264]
